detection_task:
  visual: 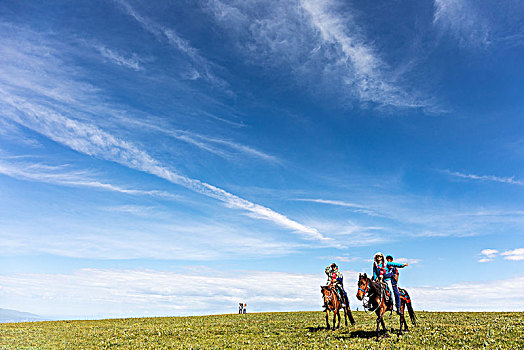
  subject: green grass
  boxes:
[1,311,523,349]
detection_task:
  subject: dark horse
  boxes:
[356,273,416,340]
[321,285,355,330]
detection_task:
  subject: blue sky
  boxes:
[0,0,523,318]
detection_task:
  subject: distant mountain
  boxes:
[0,308,42,323]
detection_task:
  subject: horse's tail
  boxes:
[346,306,356,325]
[402,289,417,325]
[407,301,416,325]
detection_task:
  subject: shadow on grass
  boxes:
[334,330,378,339]
[307,325,359,333]
[307,326,327,332]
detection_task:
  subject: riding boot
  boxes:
[392,283,402,314]
[395,299,402,315]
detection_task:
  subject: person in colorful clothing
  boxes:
[386,255,408,315]
[372,252,387,281]
[324,263,349,308]
[372,252,406,313]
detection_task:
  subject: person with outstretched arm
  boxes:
[385,255,408,315]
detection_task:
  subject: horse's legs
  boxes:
[379,302,388,338]
[343,306,348,327]
[396,301,402,335]
[376,315,381,340]
[401,301,409,332]
[381,316,388,337]
[336,309,341,329]
[332,309,337,330]
[375,306,384,340]
[325,310,330,330]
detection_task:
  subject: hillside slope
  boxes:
[0,308,42,323]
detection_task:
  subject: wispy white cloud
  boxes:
[204,137,280,163]
[0,31,99,108]
[2,102,322,239]
[1,268,522,319]
[443,170,524,186]
[203,0,431,109]
[395,258,421,265]
[409,276,524,311]
[1,30,250,164]
[433,0,490,48]
[330,256,360,263]
[295,198,383,217]
[114,0,229,89]
[501,248,524,261]
[300,0,415,107]
[0,158,179,200]
[236,186,518,246]
[95,45,143,71]
[305,220,386,247]
[200,111,246,128]
[0,268,332,318]
[103,205,155,215]
[119,118,279,164]
[478,248,498,262]
[295,188,524,241]
[0,220,299,260]
[296,198,361,208]
[456,210,524,217]
[0,118,41,148]
[477,248,524,262]
[0,26,322,240]
[481,249,498,257]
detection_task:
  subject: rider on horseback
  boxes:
[386,255,408,315]
[372,252,407,315]
[324,263,349,308]
[372,252,394,310]
[372,252,387,281]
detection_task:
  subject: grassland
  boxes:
[1,311,522,349]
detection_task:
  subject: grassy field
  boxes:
[1,311,522,349]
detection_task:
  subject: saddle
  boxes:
[379,282,392,305]
[330,285,347,307]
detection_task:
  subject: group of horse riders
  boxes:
[324,252,408,315]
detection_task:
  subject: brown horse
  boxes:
[321,285,355,330]
[356,273,416,340]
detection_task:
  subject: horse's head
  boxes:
[320,285,332,305]
[356,273,369,301]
